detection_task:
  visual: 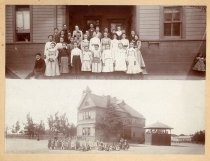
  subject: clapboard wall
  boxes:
[134,6,206,74]
[6,6,14,43]
[5,5,66,43]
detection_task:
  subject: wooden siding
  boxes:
[6,5,14,43]
[136,6,160,40]
[32,5,55,43]
[56,5,66,30]
[185,7,206,40]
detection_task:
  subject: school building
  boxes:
[6,5,206,76]
[77,87,145,142]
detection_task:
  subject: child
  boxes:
[73,25,83,39]
[102,44,114,72]
[133,34,146,73]
[103,27,110,38]
[59,43,70,74]
[193,53,206,72]
[116,26,123,40]
[95,26,102,39]
[129,30,136,42]
[92,44,102,73]
[101,32,111,51]
[81,46,92,72]
[45,42,60,76]
[126,42,142,74]
[114,42,127,72]
[27,53,46,79]
[89,32,101,51]
[71,42,82,74]
[81,34,90,51]
[53,28,60,43]
[44,35,54,59]
[111,34,119,53]
[88,23,95,38]
[121,33,129,50]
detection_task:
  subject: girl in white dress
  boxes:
[111,34,119,54]
[89,32,101,51]
[81,46,92,72]
[114,42,127,72]
[81,34,90,51]
[44,35,54,60]
[126,42,142,74]
[101,32,111,51]
[102,44,114,72]
[134,34,147,74]
[92,44,102,73]
[45,42,60,76]
[121,33,129,50]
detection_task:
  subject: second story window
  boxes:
[15,5,31,42]
[163,7,182,37]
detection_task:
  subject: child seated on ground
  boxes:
[81,46,92,72]
[27,53,46,79]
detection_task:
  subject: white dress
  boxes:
[44,42,52,62]
[102,49,114,72]
[121,39,129,49]
[92,49,102,73]
[114,48,127,72]
[81,51,92,71]
[89,37,101,51]
[45,48,60,76]
[126,48,142,74]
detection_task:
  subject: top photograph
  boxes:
[5,5,206,80]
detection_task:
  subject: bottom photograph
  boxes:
[5,80,205,154]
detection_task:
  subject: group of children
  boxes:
[30,24,146,78]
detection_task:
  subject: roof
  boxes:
[79,87,145,119]
[144,121,173,129]
[89,94,108,108]
[118,101,145,119]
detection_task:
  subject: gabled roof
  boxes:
[78,87,145,119]
[89,94,108,108]
[118,101,145,119]
[144,121,173,129]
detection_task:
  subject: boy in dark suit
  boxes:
[27,53,46,79]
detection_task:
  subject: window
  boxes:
[82,127,91,136]
[163,7,182,37]
[15,5,31,42]
[81,111,92,120]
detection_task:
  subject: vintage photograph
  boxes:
[5,5,206,80]
[5,80,205,154]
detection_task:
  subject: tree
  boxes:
[34,120,45,140]
[24,113,35,138]
[15,121,20,133]
[47,112,76,138]
[95,106,124,142]
[192,130,205,144]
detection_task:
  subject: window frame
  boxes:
[13,5,33,43]
[160,6,185,40]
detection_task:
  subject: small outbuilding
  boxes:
[144,121,173,146]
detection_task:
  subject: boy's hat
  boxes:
[35,53,41,56]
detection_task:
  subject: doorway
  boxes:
[67,5,133,35]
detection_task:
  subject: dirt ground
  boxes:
[5,138,204,154]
